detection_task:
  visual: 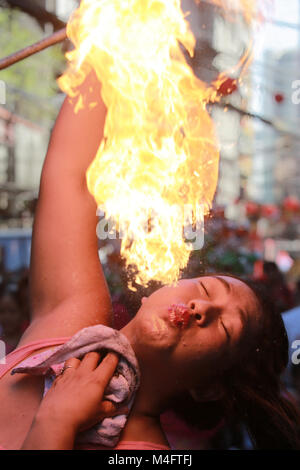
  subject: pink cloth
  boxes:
[11,326,141,448]
[0,337,170,451]
[0,338,69,380]
[76,441,170,450]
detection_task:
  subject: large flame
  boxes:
[59,0,257,289]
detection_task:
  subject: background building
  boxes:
[0,0,71,272]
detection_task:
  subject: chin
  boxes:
[135,312,179,352]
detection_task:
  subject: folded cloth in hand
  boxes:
[11,325,140,448]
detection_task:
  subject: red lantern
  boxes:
[217,77,238,96]
[275,93,284,104]
[252,260,265,281]
[246,201,260,218]
[261,204,279,219]
[236,226,248,238]
[283,196,300,212]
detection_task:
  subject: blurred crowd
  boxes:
[0,268,30,354]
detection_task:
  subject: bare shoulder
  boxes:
[0,344,60,450]
[0,289,113,449]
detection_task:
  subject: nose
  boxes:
[187,299,211,325]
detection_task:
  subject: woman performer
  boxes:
[0,73,299,450]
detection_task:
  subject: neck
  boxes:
[119,322,173,446]
[131,370,171,417]
[120,321,175,417]
[119,375,171,446]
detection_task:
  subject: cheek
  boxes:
[134,312,180,351]
[174,327,228,365]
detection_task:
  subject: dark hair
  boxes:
[169,275,300,449]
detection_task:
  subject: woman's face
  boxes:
[122,275,262,389]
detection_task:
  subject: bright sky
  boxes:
[250,0,300,117]
[55,0,78,21]
[254,0,300,57]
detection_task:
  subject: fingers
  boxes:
[63,357,81,373]
[100,400,118,417]
[78,400,125,433]
[100,401,129,418]
[79,351,102,372]
[94,352,119,388]
[53,357,80,384]
[112,405,130,417]
[64,357,81,368]
[55,352,118,386]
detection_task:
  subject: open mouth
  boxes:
[168,303,190,328]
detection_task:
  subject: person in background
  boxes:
[294,279,300,307]
[262,262,294,314]
[16,271,31,332]
[290,363,300,408]
[0,284,23,354]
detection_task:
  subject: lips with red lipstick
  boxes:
[168,303,190,328]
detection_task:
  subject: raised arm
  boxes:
[20,71,113,344]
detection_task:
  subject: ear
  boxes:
[189,382,225,402]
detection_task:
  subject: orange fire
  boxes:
[59,0,257,289]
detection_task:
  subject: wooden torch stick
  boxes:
[0,27,67,71]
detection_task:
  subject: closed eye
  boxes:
[200,281,210,298]
[221,319,230,342]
